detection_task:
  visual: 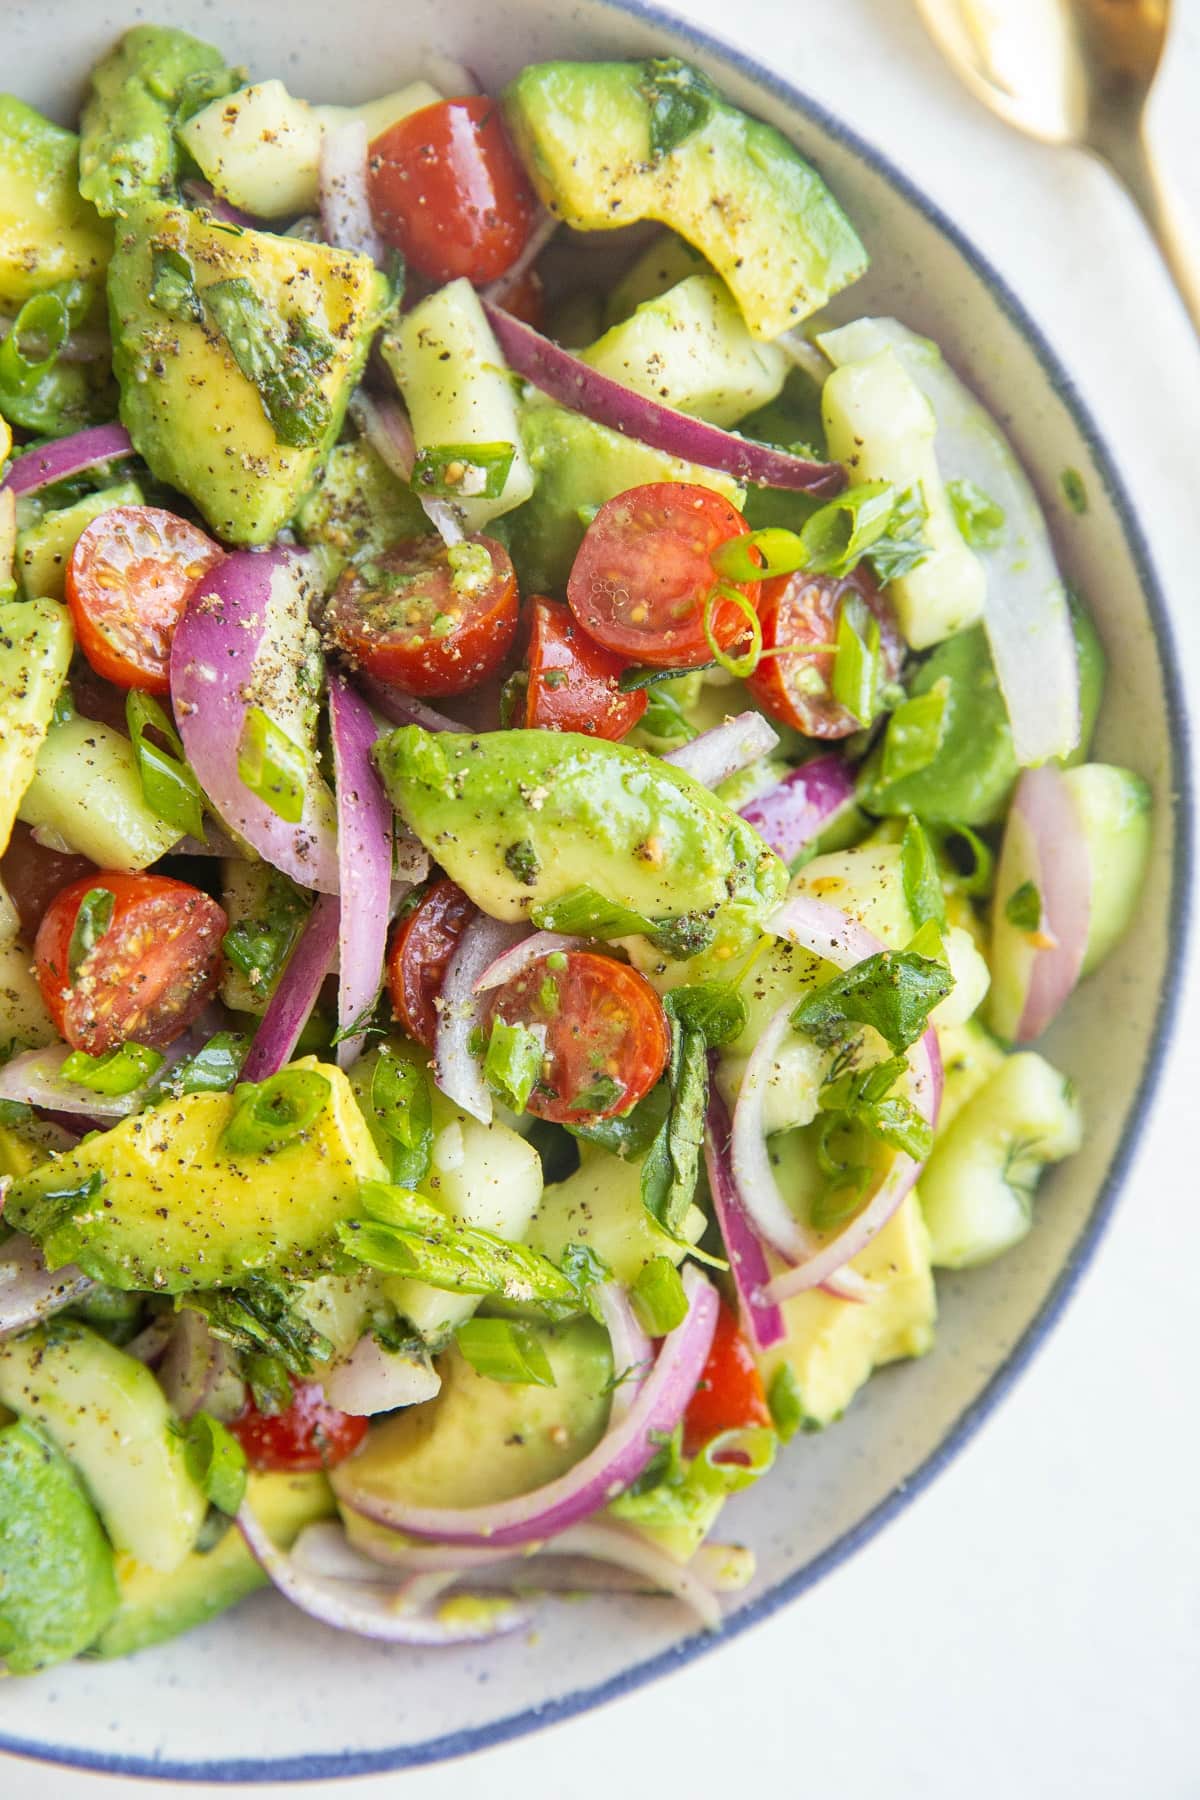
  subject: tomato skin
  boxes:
[65,506,223,695]
[232,1381,369,1472]
[34,871,227,1054]
[0,821,96,942]
[487,949,670,1126]
[367,97,536,285]
[497,265,544,330]
[387,878,478,1050]
[682,1299,772,1457]
[525,598,647,739]
[746,565,904,738]
[326,535,519,698]
[566,483,759,669]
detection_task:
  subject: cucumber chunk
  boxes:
[18,713,182,869]
[16,479,143,603]
[0,595,73,856]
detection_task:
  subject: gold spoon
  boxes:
[914,0,1200,333]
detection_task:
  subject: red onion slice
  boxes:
[593,1282,653,1427]
[738,754,857,863]
[540,1520,722,1631]
[322,1334,442,1416]
[158,1309,245,1422]
[1009,765,1092,1042]
[181,178,260,228]
[333,1266,719,1548]
[328,675,394,1068]
[240,892,340,1084]
[433,913,527,1124]
[663,712,779,789]
[0,1234,94,1339]
[236,1504,531,1646]
[357,674,466,734]
[482,302,846,497]
[2,423,136,498]
[729,1000,827,1267]
[420,498,465,547]
[472,930,584,994]
[318,120,386,265]
[0,1015,219,1120]
[704,1085,785,1353]
[350,390,416,483]
[171,547,340,893]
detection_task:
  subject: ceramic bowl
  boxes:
[1,0,1190,1780]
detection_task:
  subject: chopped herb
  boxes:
[948,477,1006,549]
[455,1317,556,1387]
[640,685,698,744]
[504,839,540,887]
[368,1049,433,1188]
[640,1000,709,1237]
[531,886,714,961]
[881,680,949,785]
[570,1070,626,1115]
[665,981,747,1048]
[236,706,309,825]
[204,277,334,450]
[147,246,204,324]
[67,887,114,982]
[126,691,206,840]
[801,481,896,579]
[868,484,931,584]
[184,1279,331,1379]
[221,871,310,996]
[179,1410,247,1515]
[568,1079,671,1159]
[483,1016,545,1114]
[618,662,717,692]
[1004,880,1043,933]
[791,949,953,1053]
[630,1257,688,1336]
[412,442,515,501]
[831,593,882,725]
[636,57,717,160]
[900,817,947,931]
[1060,468,1088,515]
[818,1053,934,1162]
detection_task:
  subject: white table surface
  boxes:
[6,2,1200,1795]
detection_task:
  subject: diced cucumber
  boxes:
[822,348,986,649]
[18,714,181,868]
[0,596,73,855]
[178,78,442,217]
[380,279,535,533]
[0,1323,207,1573]
[526,1142,706,1284]
[934,1018,1006,1136]
[920,1052,1082,1268]
[603,232,712,327]
[16,480,142,602]
[581,274,787,427]
[1066,765,1152,975]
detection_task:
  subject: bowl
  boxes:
[1,0,1190,1780]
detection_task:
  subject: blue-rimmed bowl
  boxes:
[2,0,1190,1780]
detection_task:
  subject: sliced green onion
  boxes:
[900,816,947,931]
[696,1425,778,1492]
[0,291,70,394]
[881,680,949,785]
[67,887,115,982]
[630,1255,688,1336]
[180,1409,248,1515]
[126,691,206,839]
[617,662,717,692]
[483,1016,544,1114]
[800,481,895,578]
[454,1317,556,1387]
[936,823,995,898]
[767,1364,809,1442]
[222,1069,331,1156]
[60,1041,164,1096]
[236,706,308,824]
[163,1031,248,1098]
[358,1178,447,1233]
[702,581,762,679]
[710,526,807,585]
[412,442,516,501]
[830,595,881,724]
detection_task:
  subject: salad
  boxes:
[0,25,1151,1672]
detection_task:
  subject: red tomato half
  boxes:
[682,1299,772,1457]
[525,597,646,739]
[65,506,223,695]
[497,265,545,330]
[367,97,536,285]
[233,1381,369,1472]
[387,878,478,1050]
[34,871,227,1055]
[0,821,96,942]
[326,536,518,698]
[746,565,904,738]
[566,483,758,670]
[487,950,670,1126]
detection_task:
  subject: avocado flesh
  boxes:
[92,1471,335,1659]
[107,202,389,545]
[503,60,868,340]
[333,1319,611,1520]
[373,725,787,954]
[0,1418,117,1673]
[0,96,111,306]
[4,1057,389,1292]
[0,597,74,856]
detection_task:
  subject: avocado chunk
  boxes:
[756,1191,936,1430]
[16,478,143,601]
[78,25,239,219]
[0,596,73,855]
[507,399,744,593]
[0,1322,206,1572]
[373,725,787,954]
[527,1142,705,1285]
[333,1318,611,1521]
[4,1057,389,1292]
[92,1470,334,1659]
[296,438,431,573]
[503,60,867,339]
[108,202,389,544]
[0,1417,117,1672]
[0,97,111,306]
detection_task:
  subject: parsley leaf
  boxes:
[791,949,953,1053]
[636,58,717,160]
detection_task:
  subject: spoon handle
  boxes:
[1094,122,1200,338]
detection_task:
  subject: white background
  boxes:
[6,1,1200,1795]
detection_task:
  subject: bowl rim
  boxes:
[2,0,1192,1781]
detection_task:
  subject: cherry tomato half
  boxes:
[34,871,227,1055]
[525,597,647,739]
[746,565,904,738]
[65,505,224,695]
[367,97,536,285]
[496,265,545,331]
[387,878,478,1050]
[566,483,759,670]
[326,536,519,698]
[0,821,96,942]
[232,1380,369,1472]
[487,950,670,1126]
[682,1298,772,1457]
